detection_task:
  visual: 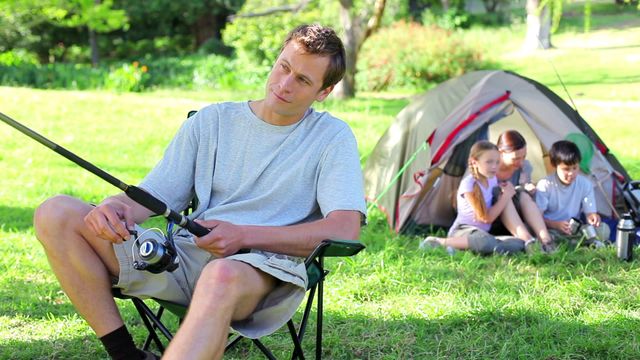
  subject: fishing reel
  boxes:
[131,222,179,274]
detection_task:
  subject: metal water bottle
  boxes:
[616,213,636,261]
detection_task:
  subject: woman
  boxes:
[495,130,556,252]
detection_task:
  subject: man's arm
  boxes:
[193,210,362,258]
[84,193,156,243]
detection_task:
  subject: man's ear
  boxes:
[316,85,334,102]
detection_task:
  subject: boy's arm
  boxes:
[581,176,599,225]
[544,217,571,234]
[586,212,601,227]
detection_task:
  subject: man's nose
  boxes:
[280,74,294,92]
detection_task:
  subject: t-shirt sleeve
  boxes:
[315,126,366,219]
[535,178,550,213]
[581,176,598,214]
[458,175,475,196]
[138,114,200,212]
[521,160,533,184]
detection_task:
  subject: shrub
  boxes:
[222,0,333,70]
[0,61,106,89]
[105,61,150,92]
[0,49,39,66]
[356,21,487,92]
[0,53,263,92]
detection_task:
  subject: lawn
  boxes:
[1,5,640,359]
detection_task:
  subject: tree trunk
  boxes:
[193,14,216,48]
[334,0,386,99]
[523,0,552,50]
[89,0,100,67]
[89,28,99,67]
[334,1,358,99]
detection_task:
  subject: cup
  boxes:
[569,217,581,235]
[582,224,598,241]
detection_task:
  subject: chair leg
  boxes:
[296,285,316,343]
[287,320,305,360]
[142,306,165,350]
[315,271,326,360]
[252,338,278,360]
[131,298,172,352]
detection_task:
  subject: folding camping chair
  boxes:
[113,237,364,359]
[113,110,365,359]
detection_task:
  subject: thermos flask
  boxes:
[616,213,636,261]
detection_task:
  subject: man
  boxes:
[34,24,366,360]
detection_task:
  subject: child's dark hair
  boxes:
[549,140,581,167]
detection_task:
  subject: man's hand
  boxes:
[84,198,134,243]
[193,219,246,258]
[586,212,601,227]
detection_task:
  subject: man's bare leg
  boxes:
[163,259,277,360]
[33,194,123,336]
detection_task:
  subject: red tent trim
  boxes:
[430,91,511,165]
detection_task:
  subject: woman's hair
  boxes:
[549,140,581,167]
[467,140,499,223]
[496,130,526,153]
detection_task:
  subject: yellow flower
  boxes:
[141,65,148,73]
[132,61,139,68]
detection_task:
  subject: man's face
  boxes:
[500,147,527,169]
[556,162,580,185]
[263,41,333,123]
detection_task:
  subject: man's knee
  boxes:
[197,260,245,300]
[34,195,87,243]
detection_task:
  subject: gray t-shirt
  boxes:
[535,173,597,221]
[139,101,366,227]
[507,160,533,185]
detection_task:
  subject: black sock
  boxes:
[99,325,143,360]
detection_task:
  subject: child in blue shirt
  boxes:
[536,140,609,245]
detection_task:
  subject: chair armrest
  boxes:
[304,239,365,267]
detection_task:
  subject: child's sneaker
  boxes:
[524,238,539,254]
[541,240,558,254]
[419,236,443,250]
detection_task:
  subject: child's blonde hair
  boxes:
[467,140,499,223]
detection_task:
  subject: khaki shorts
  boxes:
[112,225,308,339]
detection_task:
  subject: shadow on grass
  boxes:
[0,205,34,232]
[4,306,638,359]
[0,278,78,320]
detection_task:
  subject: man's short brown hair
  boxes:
[281,24,346,90]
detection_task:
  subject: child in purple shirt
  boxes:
[420,140,535,255]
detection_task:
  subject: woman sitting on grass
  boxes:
[420,140,535,255]
[494,130,556,253]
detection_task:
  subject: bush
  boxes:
[222,0,334,70]
[356,21,488,92]
[105,62,150,92]
[0,49,39,66]
[0,61,107,90]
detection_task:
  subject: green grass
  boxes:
[2,7,640,358]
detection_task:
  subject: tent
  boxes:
[364,70,631,234]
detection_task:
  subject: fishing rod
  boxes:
[0,111,210,238]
